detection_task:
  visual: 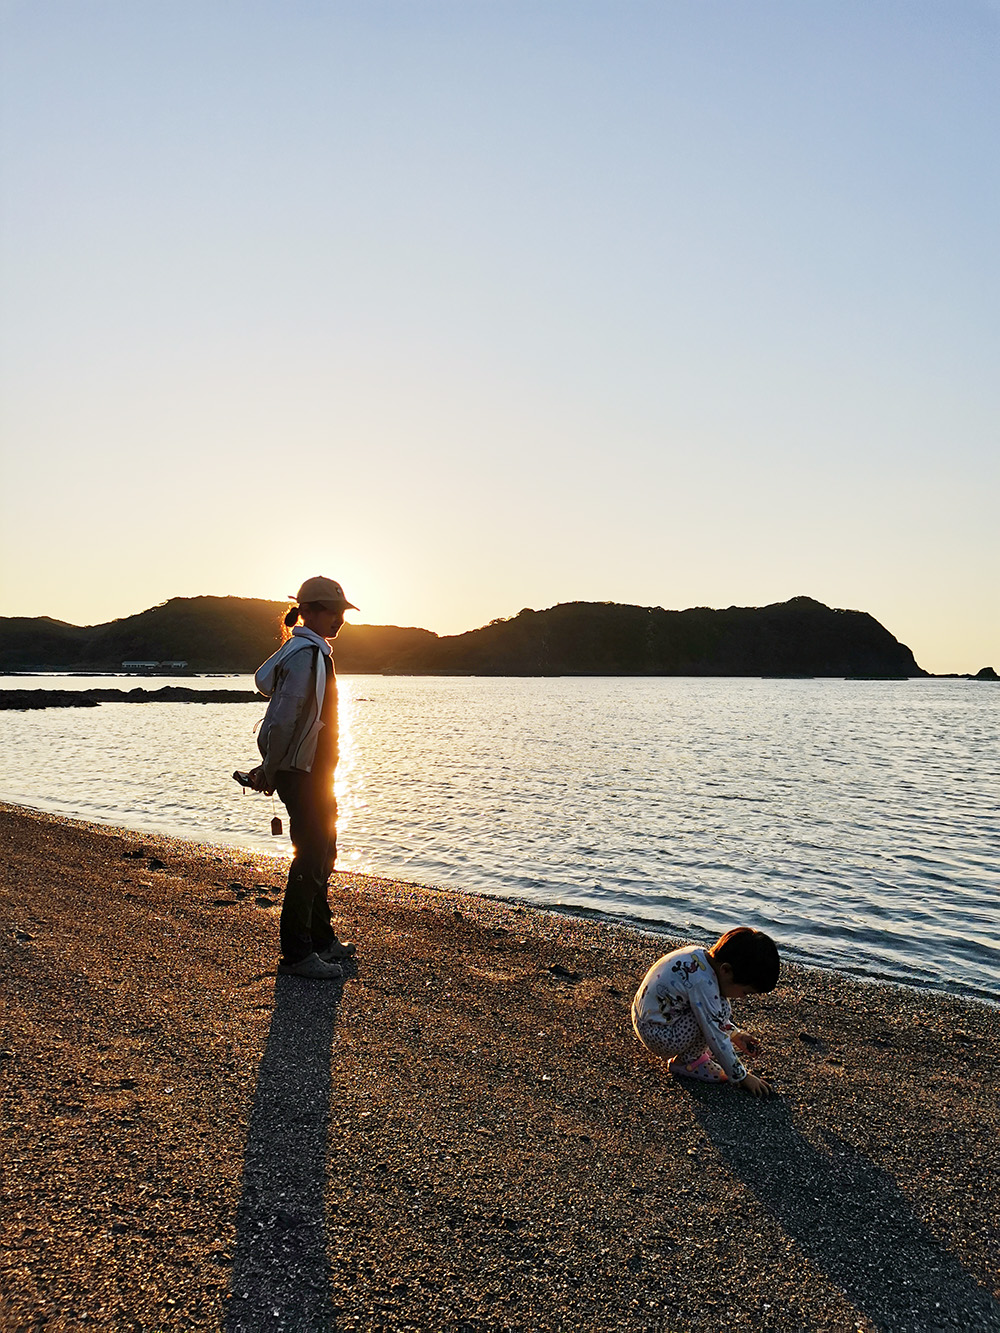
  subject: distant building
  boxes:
[121,659,189,672]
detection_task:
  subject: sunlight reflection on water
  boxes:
[0,674,997,1001]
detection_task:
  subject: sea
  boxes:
[1,674,997,1004]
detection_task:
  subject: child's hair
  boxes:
[710,927,780,992]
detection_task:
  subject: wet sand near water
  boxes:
[1,801,998,1331]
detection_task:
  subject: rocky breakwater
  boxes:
[0,687,260,711]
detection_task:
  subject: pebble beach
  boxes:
[1,801,998,1332]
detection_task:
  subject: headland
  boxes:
[1,594,927,677]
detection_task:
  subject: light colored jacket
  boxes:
[254,627,333,784]
[631,946,747,1082]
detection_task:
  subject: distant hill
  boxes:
[0,597,436,673]
[387,597,925,677]
[0,594,925,677]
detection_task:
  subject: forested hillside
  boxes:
[0,595,925,677]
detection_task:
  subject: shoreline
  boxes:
[2,801,999,1330]
[4,671,998,681]
[1,795,994,1011]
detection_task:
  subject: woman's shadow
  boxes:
[224,970,352,1332]
[687,1086,1000,1332]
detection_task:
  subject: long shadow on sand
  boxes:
[224,973,346,1332]
[689,1088,1000,1332]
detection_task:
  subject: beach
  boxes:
[1,801,998,1332]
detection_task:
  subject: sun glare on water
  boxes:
[335,682,376,875]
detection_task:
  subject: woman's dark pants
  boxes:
[274,769,337,964]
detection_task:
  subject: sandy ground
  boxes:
[1,801,998,1333]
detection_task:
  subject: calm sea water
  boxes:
[1,674,997,1002]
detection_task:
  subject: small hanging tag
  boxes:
[271,815,283,836]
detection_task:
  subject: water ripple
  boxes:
[0,675,997,1002]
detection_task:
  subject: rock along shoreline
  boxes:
[0,688,260,710]
[1,801,998,1332]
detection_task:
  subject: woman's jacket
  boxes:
[254,626,333,785]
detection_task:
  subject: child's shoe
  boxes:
[667,1050,728,1082]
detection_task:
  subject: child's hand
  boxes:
[732,1030,761,1056]
[738,1072,772,1098]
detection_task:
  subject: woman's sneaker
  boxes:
[277,952,343,980]
[318,938,357,963]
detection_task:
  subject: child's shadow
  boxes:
[687,1087,1000,1332]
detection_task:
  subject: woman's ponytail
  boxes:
[281,599,328,640]
[280,604,301,640]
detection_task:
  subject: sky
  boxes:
[0,1,997,673]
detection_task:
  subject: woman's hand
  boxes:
[249,766,273,794]
[738,1072,773,1098]
[732,1030,761,1056]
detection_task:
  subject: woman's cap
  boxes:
[291,576,358,610]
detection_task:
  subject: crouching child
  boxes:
[631,927,780,1097]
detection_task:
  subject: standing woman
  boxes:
[249,576,358,979]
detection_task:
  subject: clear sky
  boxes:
[1,1,997,673]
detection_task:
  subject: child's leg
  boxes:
[632,1009,727,1083]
